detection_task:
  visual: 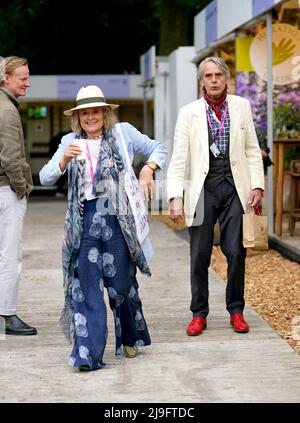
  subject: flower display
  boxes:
[236,72,300,143]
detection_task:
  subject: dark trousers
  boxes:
[188,181,246,318]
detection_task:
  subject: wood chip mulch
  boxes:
[153,214,300,354]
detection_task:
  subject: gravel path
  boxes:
[211,247,300,354]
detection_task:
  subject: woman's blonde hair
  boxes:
[0,56,28,84]
[70,106,119,134]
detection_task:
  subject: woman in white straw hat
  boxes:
[40,85,167,371]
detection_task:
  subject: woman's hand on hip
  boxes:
[139,165,155,201]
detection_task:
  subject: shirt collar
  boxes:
[0,86,19,108]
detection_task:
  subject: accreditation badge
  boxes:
[210,142,221,158]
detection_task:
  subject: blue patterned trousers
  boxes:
[69,198,151,370]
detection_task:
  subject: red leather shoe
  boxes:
[230,313,249,333]
[186,317,207,336]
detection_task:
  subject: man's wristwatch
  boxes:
[146,162,158,171]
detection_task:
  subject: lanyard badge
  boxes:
[206,102,228,158]
[210,142,221,158]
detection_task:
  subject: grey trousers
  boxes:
[0,186,27,315]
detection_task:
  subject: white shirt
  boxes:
[84,138,102,201]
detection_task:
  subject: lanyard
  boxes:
[206,102,228,145]
[85,141,95,184]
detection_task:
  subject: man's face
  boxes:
[201,61,227,99]
[4,65,30,98]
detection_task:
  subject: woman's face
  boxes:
[78,107,104,138]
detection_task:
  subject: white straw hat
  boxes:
[63,85,119,116]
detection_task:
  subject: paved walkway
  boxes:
[0,199,300,403]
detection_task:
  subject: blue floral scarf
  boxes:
[60,128,150,342]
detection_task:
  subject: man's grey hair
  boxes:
[198,56,230,80]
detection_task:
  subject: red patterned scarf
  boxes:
[204,87,227,121]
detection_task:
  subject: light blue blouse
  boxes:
[39,122,167,185]
[39,122,167,262]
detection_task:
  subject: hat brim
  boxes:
[63,102,119,116]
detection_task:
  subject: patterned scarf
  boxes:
[60,128,150,342]
[204,87,227,121]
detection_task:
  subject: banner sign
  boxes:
[140,46,156,83]
[58,75,130,99]
[252,0,275,16]
[205,0,217,45]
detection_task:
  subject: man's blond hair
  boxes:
[0,56,28,85]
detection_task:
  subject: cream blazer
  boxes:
[167,95,265,227]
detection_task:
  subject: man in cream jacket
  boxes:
[167,57,264,335]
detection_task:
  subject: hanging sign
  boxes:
[250,23,300,85]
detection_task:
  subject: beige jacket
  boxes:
[0,87,33,198]
[167,94,264,227]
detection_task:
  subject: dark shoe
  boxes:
[230,313,249,333]
[79,365,91,371]
[1,315,37,336]
[123,345,139,358]
[186,317,207,336]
